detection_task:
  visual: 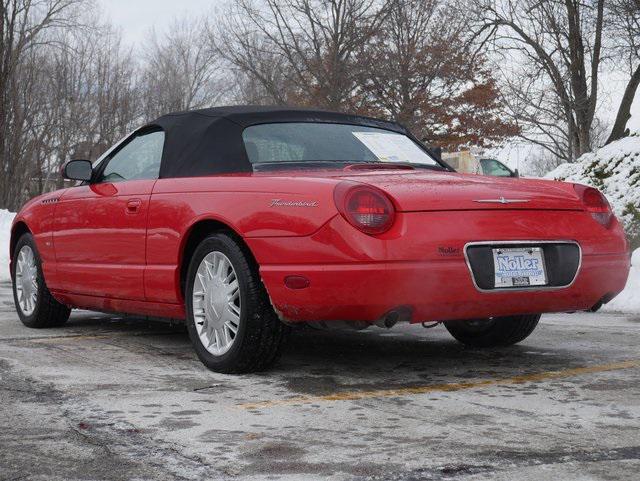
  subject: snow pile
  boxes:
[0,210,16,282]
[546,136,640,313]
[546,134,640,247]
[603,248,640,314]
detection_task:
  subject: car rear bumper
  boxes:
[259,252,630,323]
[249,210,631,323]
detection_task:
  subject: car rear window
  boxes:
[242,122,438,166]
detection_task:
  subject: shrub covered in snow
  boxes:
[546,134,640,249]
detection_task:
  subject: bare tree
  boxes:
[469,0,607,161]
[605,0,640,144]
[218,0,389,111]
[0,1,144,209]
[0,0,86,210]
[361,0,465,124]
[141,17,228,121]
[39,20,140,192]
[362,0,518,149]
[471,0,640,160]
[91,29,140,149]
[3,43,51,201]
[1,5,244,211]
[215,26,293,105]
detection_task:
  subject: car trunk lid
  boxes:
[335,169,583,212]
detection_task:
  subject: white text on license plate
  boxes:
[492,247,547,288]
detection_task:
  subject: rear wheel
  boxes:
[12,233,71,328]
[185,233,289,373]
[444,314,541,347]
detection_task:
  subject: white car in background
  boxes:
[441,150,519,177]
[479,158,519,177]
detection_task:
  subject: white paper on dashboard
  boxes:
[352,132,428,163]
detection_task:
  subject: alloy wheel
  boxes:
[192,251,241,356]
[15,245,38,316]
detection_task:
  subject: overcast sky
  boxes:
[99,0,217,45]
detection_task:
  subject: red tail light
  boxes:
[573,184,613,227]
[334,182,396,235]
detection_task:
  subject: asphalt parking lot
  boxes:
[0,281,639,481]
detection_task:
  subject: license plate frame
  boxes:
[492,247,547,288]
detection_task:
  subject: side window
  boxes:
[98,130,164,183]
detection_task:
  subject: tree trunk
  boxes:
[606,63,640,145]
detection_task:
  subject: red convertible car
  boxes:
[9,107,630,373]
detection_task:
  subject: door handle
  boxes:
[126,199,142,214]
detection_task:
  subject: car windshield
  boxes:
[242,122,439,169]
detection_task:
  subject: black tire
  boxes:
[12,233,71,328]
[185,232,289,373]
[444,314,541,348]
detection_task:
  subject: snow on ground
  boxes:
[602,248,640,314]
[0,210,16,282]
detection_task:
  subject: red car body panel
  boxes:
[53,179,155,300]
[10,167,631,324]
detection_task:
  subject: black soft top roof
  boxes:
[146,106,408,178]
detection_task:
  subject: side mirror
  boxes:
[62,159,93,181]
[513,168,520,178]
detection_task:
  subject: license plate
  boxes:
[492,247,547,288]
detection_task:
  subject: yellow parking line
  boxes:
[30,334,112,343]
[239,360,639,410]
[27,332,177,343]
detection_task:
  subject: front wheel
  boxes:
[12,233,71,328]
[185,233,289,373]
[444,314,541,348]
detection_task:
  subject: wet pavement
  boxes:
[0,280,639,480]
